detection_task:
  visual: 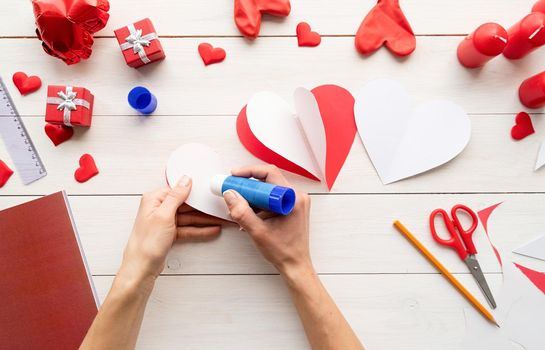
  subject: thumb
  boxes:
[158,175,192,217]
[223,190,265,232]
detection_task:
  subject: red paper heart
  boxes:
[296,22,321,47]
[511,112,535,140]
[515,263,545,295]
[45,123,74,146]
[234,0,291,39]
[12,72,42,95]
[0,160,14,188]
[198,43,226,65]
[355,0,416,57]
[237,85,356,189]
[74,154,99,183]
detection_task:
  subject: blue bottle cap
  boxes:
[128,86,157,115]
[269,186,296,215]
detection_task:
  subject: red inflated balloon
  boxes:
[234,0,291,39]
[32,0,110,65]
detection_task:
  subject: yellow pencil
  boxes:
[393,220,499,327]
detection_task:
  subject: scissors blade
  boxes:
[465,255,497,309]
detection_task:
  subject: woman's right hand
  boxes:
[222,165,314,276]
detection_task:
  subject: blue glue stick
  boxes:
[128,86,157,115]
[211,175,296,215]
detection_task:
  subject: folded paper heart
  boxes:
[198,43,226,65]
[12,72,42,95]
[237,85,356,190]
[511,112,535,141]
[0,160,14,188]
[355,0,416,57]
[75,154,99,183]
[44,123,74,146]
[166,143,232,221]
[355,79,471,184]
[234,0,291,39]
[296,22,321,47]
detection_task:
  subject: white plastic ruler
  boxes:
[0,77,46,185]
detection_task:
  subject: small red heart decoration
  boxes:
[355,0,416,57]
[234,0,291,39]
[0,160,14,188]
[296,22,321,47]
[198,43,227,65]
[511,112,535,141]
[45,123,74,146]
[75,154,99,183]
[12,72,42,95]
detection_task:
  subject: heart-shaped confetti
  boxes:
[198,43,226,65]
[511,112,535,141]
[0,160,14,188]
[296,22,321,47]
[12,72,42,95]
[45,123,74,146]
[74,154,99,183]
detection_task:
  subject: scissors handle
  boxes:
[429,209,469,260]
[450,204,478,255]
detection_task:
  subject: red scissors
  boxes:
[429,204,496,309]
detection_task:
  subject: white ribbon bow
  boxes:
[119,24,158,64]
[46,86,91,126]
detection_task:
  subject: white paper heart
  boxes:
[246,90,323,179]
[165,143,232,221]
[355,79,471,184]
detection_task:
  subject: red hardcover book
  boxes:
[0,191,98,349]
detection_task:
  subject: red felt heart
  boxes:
[74,154,99,183]
[355,0,416,57]
[234,0,291,39]
[237,85,356,190]
[45,123,74,146]
[296,22,321,47]
[0,160,14,188]
[198,43,226,65]
[511,112,535,141]
[12,72,42,95]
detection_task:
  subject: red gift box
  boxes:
[114,18,165,68]
[46,85,94,127]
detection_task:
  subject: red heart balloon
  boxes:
[45,123,74,146]
[12,72,42,96]
[32,0,110,65]
[355,0,416,57]
[234,0,291,39]
[0,160,14,188]
[511,112,535,141]
[296,22,321,47]
[74,154,99,183]
[237,85,356,190]
[198,43,226,65]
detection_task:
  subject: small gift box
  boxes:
[114,18,165,68]
[45,85,94,127]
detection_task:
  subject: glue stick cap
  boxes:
[269,186,296,216]
[211,174,228,196]
[128,86,157,115]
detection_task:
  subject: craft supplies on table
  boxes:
[393,220,498,327]
[429,204,496,308]
[211,175,296,215]
[0,76,46,185]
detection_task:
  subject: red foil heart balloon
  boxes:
[355,0,416,57]
[234,0,291,39]
[74,154,99,183]
[32,0,110,65]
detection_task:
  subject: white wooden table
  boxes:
[1,1,545,348]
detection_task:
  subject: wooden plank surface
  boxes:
[1,1,543,349]
[2,0,532,37]
[0,114,544,195]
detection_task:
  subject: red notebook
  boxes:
[0,191,98,349]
